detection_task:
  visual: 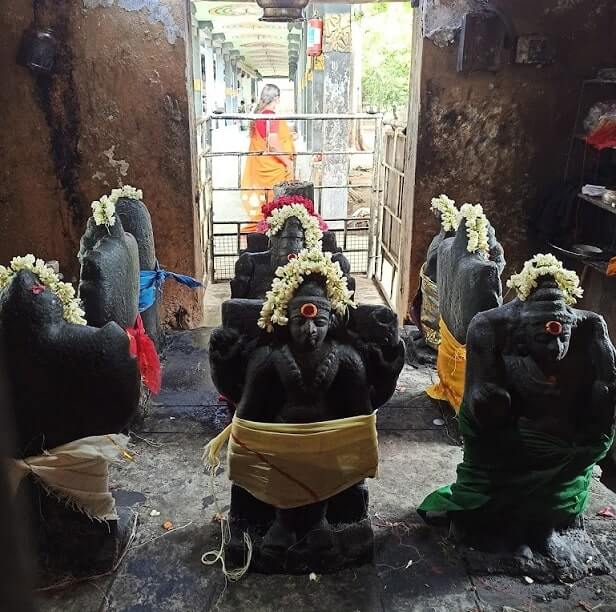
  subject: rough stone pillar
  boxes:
[200,21,215,116]
[320,4,352,223]
[212,33,226,112]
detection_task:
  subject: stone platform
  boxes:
[37,329,616,612]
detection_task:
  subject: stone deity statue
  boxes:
[116,193,161,345]
[231,195,354,300]
[0,259,140,586]
[419,255,616,581]
[78,196,140,330]
[207,250,404,573]
[427,204,504,412]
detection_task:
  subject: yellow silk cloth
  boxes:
[426,318,466,413]
[6,434,131,521]
[203,413,378,509]
[241,119,295,231]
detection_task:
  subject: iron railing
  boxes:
[196,112,384,284]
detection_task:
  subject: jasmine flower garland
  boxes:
[0,254,86,325]
[456,203,490,255]
[430,194,459,232]
[91,185,143,228]
[91,195,116,227]
[265,204,323,250]
[258,249,355,332]
[507,253,583,305]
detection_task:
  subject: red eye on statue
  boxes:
[287,252,298,261]
[300,303,318,319]
[31,283,45,295]
[545,320,563,336]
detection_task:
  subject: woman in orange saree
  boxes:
[241,84,296,231]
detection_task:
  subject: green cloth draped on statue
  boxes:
[418,402,614,523]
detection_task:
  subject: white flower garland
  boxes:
[0,254,86,325]
[91,195,116,227]
[266,204,323,250]
[430,194,459,232]
[258,248,355,332]
[91,185,143,228]
[110,185,143,202]
[507,253,583,305]
[456,203,490,255]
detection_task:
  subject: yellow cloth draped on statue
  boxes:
[203,413,378,509]
[426,318,466,413]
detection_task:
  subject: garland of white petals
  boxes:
[0,255,86,325]
[456,203,490,255]
[430,194,459,232]
[91,185,143,228]
[507,253,583,305]
[258,249,355,332]
[266,204,322,250]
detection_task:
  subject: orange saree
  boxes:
[241,113,295,231]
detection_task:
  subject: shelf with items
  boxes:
[578,193,616,216]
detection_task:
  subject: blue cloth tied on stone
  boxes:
[139,261,202,312]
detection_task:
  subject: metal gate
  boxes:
[373,125,406,310]
[196,112,383,284]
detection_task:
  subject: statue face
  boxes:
[270,218,305,269]
[525,318,573,366]
[288,300,331,352]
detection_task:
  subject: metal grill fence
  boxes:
[197,112,383,283]
[211,218,370,282]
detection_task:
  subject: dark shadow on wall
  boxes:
[17,0,86,246]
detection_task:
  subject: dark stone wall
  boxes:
[0,0,204,328]
[405,0,616,311]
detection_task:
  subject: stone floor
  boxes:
[37,329,616,612]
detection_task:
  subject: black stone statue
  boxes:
[437,219,505,346]
[426,211,505,412]
[0,270,140,585]
[78,215,139,330]
[209,276,404,573]
[419,272,616,581]
[116,196,161,346]
[231,216,355,300]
